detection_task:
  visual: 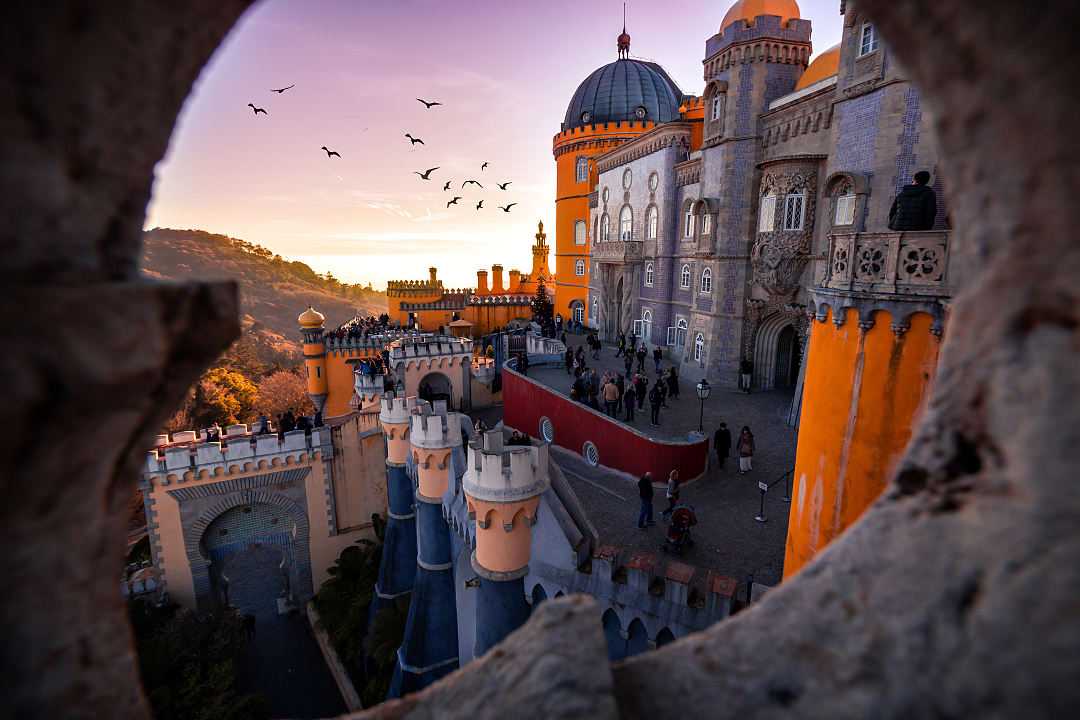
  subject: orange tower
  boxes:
[530,220,553,287]
[553,21,683,325]
[299,306,328,414]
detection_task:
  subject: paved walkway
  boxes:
[482,334,800,592]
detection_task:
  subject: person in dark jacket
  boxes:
[649,383,663,426]
[637,472,655,529]
[714,422,732,470]
[888,171,937,231]
[636,346,647,373]
[624,384,636,421]
[565,347,574,375]
[653,346,663,374]
[666,367,680,399]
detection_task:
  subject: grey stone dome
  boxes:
[563,59,683,131]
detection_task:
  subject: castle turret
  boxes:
[389,403,462,697]
[428,267,438,285]
[463,431,550,656]
[299,307,328,413]
[490,264,504,294]
[531,220,551,284]
[476,269,489,295]
[354,371,387,412]
[370,394,420,619]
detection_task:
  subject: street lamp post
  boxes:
[695,378,711,432]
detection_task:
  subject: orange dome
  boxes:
[721,0,801,30]
[794,43,840,90]
[298,306,325,328]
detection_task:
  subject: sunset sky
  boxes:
[146,0,843,289]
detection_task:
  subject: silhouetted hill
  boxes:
[141,228,385,362]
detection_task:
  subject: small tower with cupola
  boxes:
[298,306,328,413]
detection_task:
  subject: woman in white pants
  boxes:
[737,426,755,474]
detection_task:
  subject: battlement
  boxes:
[466,294,532,306]
[705,15,812,62]
[389,336,472,359]
[553,119,657,146]
[463,431,550,503]
[379,394,412,425]
[354,372,389,407]
[410,406,462,450]
[144,427,330,480]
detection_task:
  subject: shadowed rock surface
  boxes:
[1,0,1078,718]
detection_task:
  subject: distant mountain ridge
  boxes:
[141,228,385,360]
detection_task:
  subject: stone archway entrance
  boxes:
[752,312,800,392]
[419,371,453,408]
[774,324,801,391]
[202,503,295,617]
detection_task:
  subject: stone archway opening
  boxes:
[752,312,800,392]
[419,371,453,409]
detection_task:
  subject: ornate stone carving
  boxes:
[751,170,817,297]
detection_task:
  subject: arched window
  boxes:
[684,205,695,238]
[570,300,585,324]
[575,156,589,183]
[646,206,658,239]
[711,94,723,121]
[700,267,712,294]
[694,332,705,362]
[644,262,654,287]
[641,308,653,343]
[600,214,610,243]
[783,190,806,230]
[619,206,633,241]
[680,264,691,289]
[574,219,587,245]
[676,318,689,348]
[700,210,711,236]
[574,259,585,276]
[759,192,777,232]
[834,190,856,226]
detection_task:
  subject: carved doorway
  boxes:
[774,325,801,391]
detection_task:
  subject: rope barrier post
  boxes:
[783,470,792,503]
[755,481,768,523]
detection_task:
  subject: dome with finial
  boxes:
[721,0,801,30]
[298,306,325,328]
[795,43,840,90]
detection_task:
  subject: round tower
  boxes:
[299,306,328,413]
[369,394,420,617]
[389,404,464,696]
[463,430,550,656]
[553,22,682,325]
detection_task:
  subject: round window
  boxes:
[583,441,600,467]
[581,111,592,124]
[540,417,555,444]
[649,172,659,191]
[635,106,647,120]
[622,168,632,190]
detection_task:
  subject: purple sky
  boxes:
[146,0,843,289]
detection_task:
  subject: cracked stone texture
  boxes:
[2,0,1079,718]
[343,595,618,720]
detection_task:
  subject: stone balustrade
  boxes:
[822,230,951,297]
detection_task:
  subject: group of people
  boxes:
[712,422,756,474]
[199,407,324,446]
[564,337,681,428]
[325,313,391,342]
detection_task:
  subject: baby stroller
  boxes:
[662,504,697,555]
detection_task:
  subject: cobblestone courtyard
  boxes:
[503,334,800,591]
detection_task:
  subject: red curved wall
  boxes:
[503,367,708,481]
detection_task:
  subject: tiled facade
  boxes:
[587,1,947,390]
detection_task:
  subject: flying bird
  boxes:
[499,203,517,213]
[462,180,484,189]
[443,180,452,191]
[247,103,267,115]
[447,196,463,207]
[497,181,512,190]
[476,200,484,210]
[270,84,295,93]
[405,133,424,146]
[320,146,341,158]
[417,98,442,108]
[481,161,489,171]
[414,167,440,180]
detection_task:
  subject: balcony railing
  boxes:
[822,231,951,297]
[592,240,644,263]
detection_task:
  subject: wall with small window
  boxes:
[824,171,870,232]
[703,79,728,144]
[575,219,587,245]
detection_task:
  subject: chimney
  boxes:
[428,267,438,285]
[476,270,489,295]
[491,264,504,294]
[508,269,521,292]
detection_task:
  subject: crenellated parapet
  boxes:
[411,404,462,500]
[552,119,658,160]
[354,371,388,411]
[143,426,331,486]
[704,15,813,76]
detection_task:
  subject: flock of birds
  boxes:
[247,89,517,213]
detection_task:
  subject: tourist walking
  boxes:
[636,345,647,373]
[714,422,731,470]
[637,472,655,529]
[616,332,625,357]
[615,373,625,414]
[591,334,601,359]
[624,383,636,421]
[737,426,755,474]
[666,366,680,399]
[635,373,648,410]
[628,332,637,356]
[624,351,633,376]
[661,470,680,518]
[565,347,574,375]
[653,346,663,374]
[602,377,620,418]
[739,359,753,393]
[649,382,663,426]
